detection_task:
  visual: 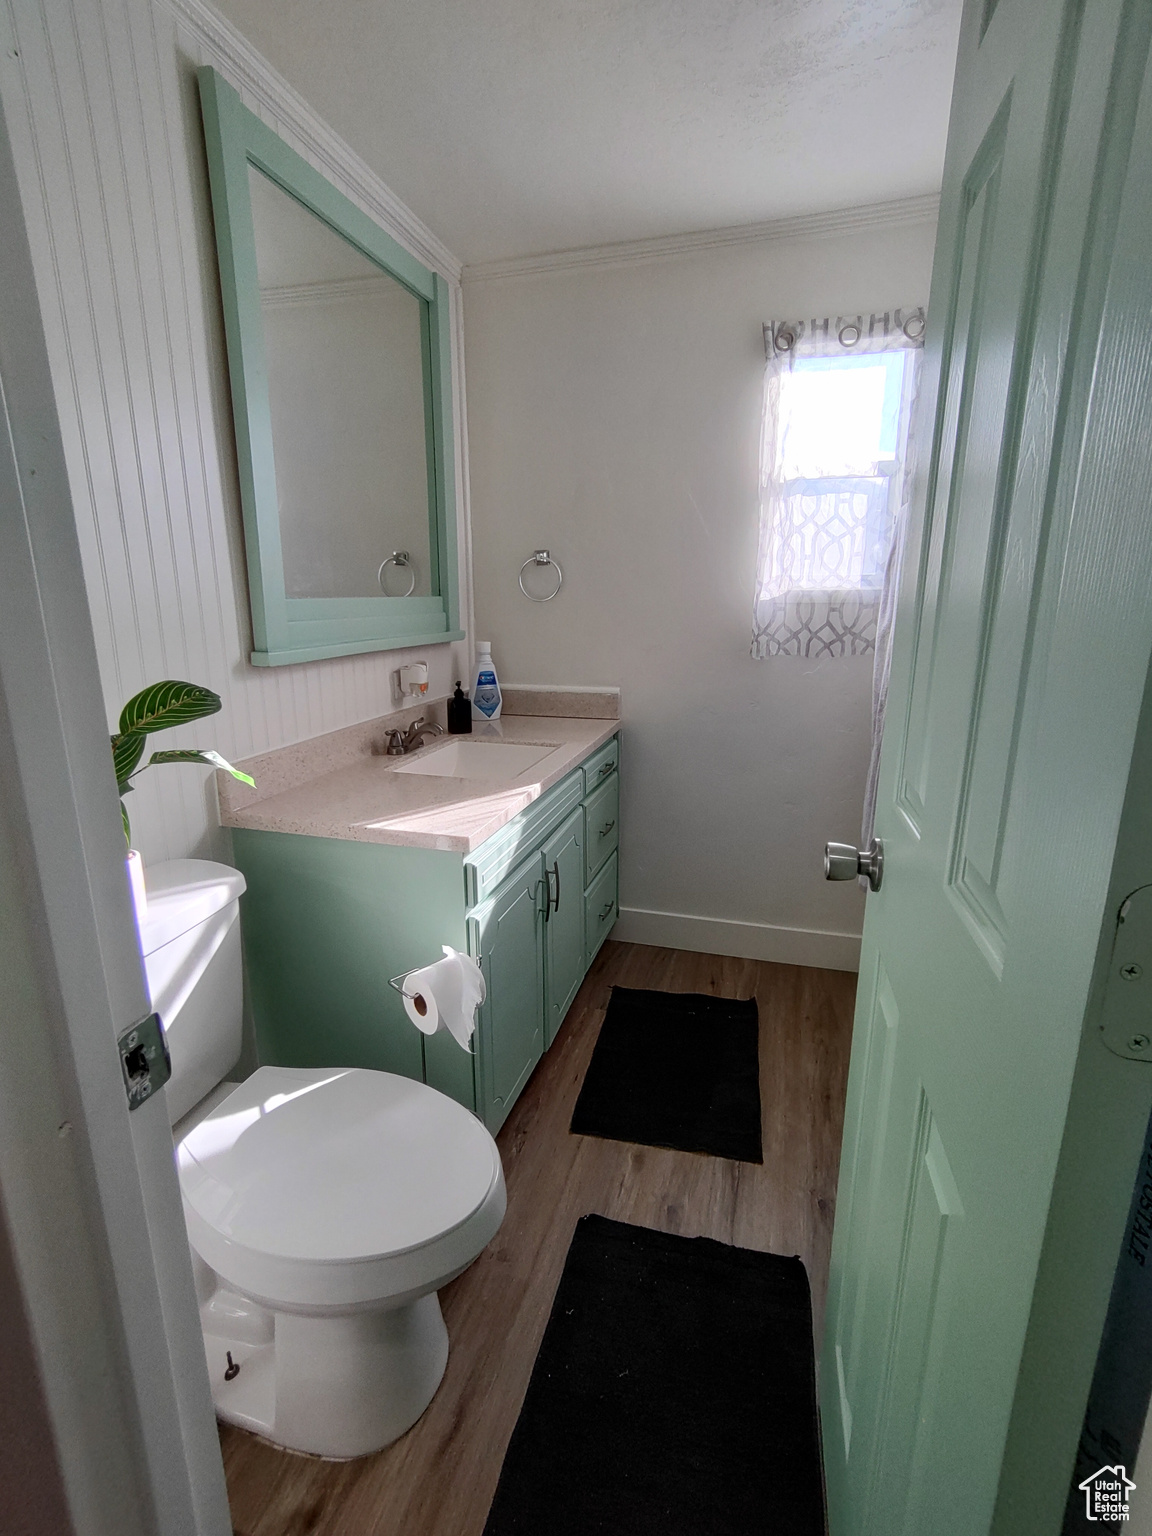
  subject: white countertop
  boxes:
[219,715,619,854]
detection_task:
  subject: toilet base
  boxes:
[201,1287,450,1458]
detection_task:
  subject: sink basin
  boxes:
[391,740,557,779]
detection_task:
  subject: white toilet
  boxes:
[139,858,506,1460]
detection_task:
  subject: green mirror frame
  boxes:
[197,66,462,666]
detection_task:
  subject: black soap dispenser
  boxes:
[447,681,472,734]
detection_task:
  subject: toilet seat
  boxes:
[178,1065,504,1312]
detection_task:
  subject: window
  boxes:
[751,312,924,659]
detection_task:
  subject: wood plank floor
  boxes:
[220,940,857,1536]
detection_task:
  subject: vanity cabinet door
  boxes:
[469,851,545,1133]
[542,807,585,1049]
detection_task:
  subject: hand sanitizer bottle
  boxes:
[472,642,502,721]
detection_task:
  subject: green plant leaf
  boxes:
[147,748,255,788]
[111,731,146,792]
[121,799,131,847]
[118,681,222,737]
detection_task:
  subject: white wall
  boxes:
[0,0,471,868]
[465,216,937,969]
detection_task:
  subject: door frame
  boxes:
[0,99,230,1536]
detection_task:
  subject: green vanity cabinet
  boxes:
[542,807,586,1048]
[231,830,461,1082]
[230,733,619,1134]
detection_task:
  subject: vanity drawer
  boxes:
[583,773,619,884]
[582,736,619,796]
[465,768,583,909]
[584,852,618,966]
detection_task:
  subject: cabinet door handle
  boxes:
[553,859,561,912]
[544,862,560,919]
[599,820,615,839]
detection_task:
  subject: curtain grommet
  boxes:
[775,326,795,353]
[902,313,925,342]
[838,323,861,346]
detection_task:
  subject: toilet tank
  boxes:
[138,859,247,1126]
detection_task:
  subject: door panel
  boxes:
[897,110,1007,834]
[869,1088,964,1526]
[832,958,901,1462]
[543,807,585,1047]
[821,0,1152,1530]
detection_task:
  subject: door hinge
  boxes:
[117,1013,171,1109]
[1101,886,1152,1061]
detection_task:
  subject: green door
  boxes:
[543,806,585,1048]
[822,2,1152,1530]
[470,850,545,1132]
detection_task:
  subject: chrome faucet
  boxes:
[402,717,444,752]
[382,716,445,756]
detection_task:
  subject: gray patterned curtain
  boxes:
[751,309,924,661]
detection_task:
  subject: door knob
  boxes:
[824,838,884,893]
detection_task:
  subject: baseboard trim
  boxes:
[613,907,861,973]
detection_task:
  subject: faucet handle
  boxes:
[385,730,405,756]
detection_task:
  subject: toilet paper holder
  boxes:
[388,946,482,1056]
[389,970,433,1022]
[391,955,484,999]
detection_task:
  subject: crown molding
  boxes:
[462,193,941,284]
[159,0,463,284]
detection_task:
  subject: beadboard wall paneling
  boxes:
[0,0,471,865]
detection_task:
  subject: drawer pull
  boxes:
[598,761,614,778]
[599,820,616,839]
[599,901,614,922]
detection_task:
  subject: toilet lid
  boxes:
[176,1066,500,1264]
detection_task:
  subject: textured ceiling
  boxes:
[214,0,963,266]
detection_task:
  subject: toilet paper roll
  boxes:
[401,947,485,1051]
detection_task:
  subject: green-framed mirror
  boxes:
[198,67,462,666]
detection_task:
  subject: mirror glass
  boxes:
[248,166,433,600]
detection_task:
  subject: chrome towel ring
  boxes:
[519,549,563,602]
[378,551,416,597]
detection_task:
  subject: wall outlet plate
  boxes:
[117,1013,172,1110]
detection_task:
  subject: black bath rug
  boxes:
[569,986,762,1162]
[482,1215,824,1536]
